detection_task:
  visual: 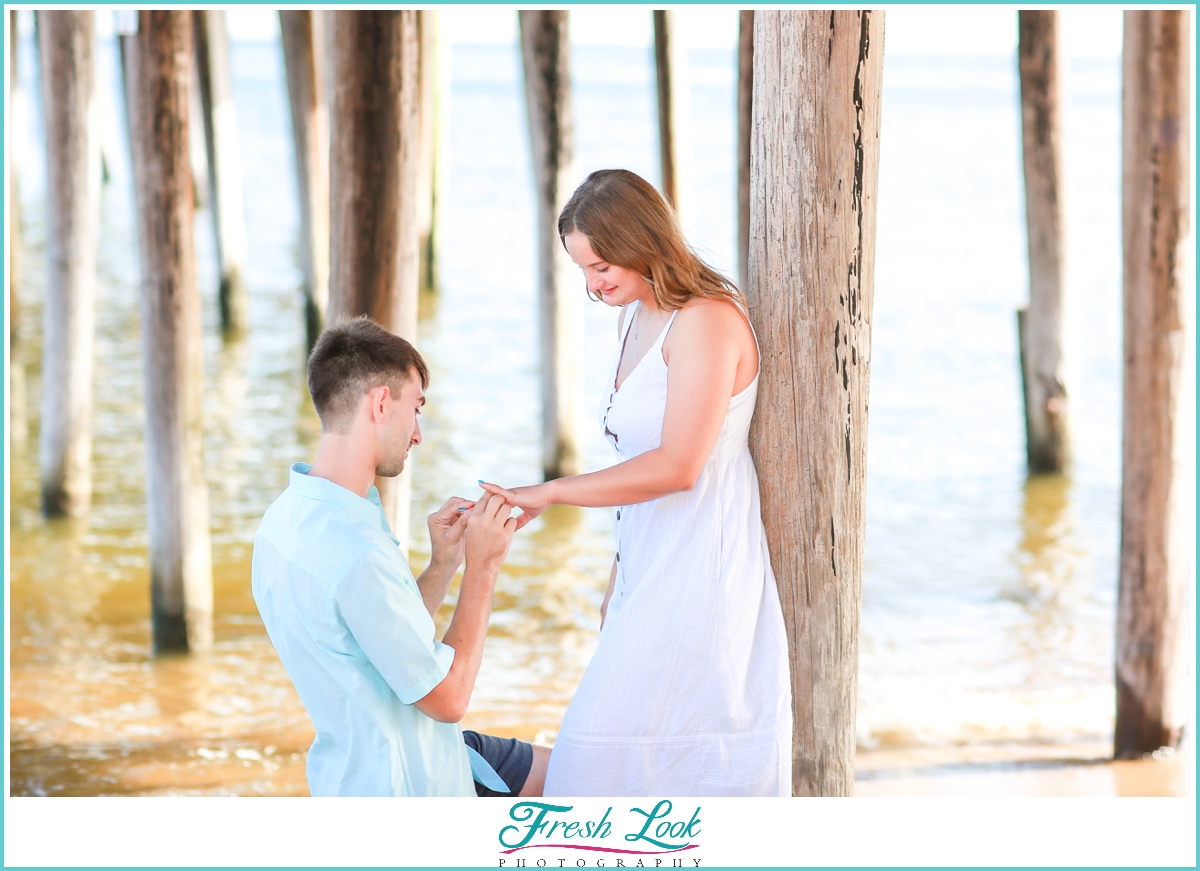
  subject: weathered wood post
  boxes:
[9,9,21,348]
[115,16,137,142]
[280,10,331,351]
[187,55,209,210]
[1115,9,1192,760]
[95,46,122,187]
[747,10,884,796]
[416,10,443,293]
[737,9,753,291]
[193,9,249,334]
[652,9,693,232]
[519,10,583,481]
[126,10,214,653]
[1017,10,1070,473]
[9,9,27,446]
[10,9,23,346]
[328,11,421,551]
[38,11,100,517]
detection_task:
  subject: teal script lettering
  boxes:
[499,802,613,849]
[625,801,701,850]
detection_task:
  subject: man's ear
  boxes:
[365,383,392,423]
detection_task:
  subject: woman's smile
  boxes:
[562,230,654,308]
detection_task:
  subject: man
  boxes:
[252,315,549,796]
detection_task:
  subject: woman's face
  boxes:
[563,230,654,308]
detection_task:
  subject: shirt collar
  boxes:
[288,462,399,545]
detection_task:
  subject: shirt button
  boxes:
[616,553,620,563]
[616,509,621,520]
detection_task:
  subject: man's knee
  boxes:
[519,744,551,797]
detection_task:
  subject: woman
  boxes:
[482,169,791,796]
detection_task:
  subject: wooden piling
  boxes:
[9,9,26,446]
[652,10,693,231]
[1017,10,1070,473]
[328,11,421,551]
[519,10,583,481]
[280,10,331,351]
[416,10,443,293]
[1115,9,1192,760]
[10,8,21,349]
[193,9,249,335]
[38,11,99,517]
[126,10,214,653]
[187,56,209,210]
[747,10,884,796]
[737,10,753,291]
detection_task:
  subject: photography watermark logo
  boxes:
[498,799,703,868]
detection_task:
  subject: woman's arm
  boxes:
[483,301,747,514]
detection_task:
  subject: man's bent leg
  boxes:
[519,744,550,797]
[463,730,541,797]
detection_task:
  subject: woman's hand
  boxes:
[464,492,518,575]
[478,481,552,530]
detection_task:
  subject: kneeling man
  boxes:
[252,315,548,796]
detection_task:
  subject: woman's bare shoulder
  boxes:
[674,297,749,336]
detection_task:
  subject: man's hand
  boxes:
[427,496,474,572]
[464,492,518,574]
[413,493,516,723]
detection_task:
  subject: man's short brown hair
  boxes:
[307,315,429,432]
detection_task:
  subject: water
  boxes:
[8,37,1138,795]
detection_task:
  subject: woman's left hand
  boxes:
[478,481,551,530]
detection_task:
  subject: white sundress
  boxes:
[543,299,793,797]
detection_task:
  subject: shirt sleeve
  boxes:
[334,545,454,705]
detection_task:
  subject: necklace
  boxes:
[631,303,656,341]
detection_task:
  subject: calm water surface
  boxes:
[8,37,1133,795]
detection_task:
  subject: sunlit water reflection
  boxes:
[8,34,1144,795]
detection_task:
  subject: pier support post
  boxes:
[10,10,27,445]
[747,10,884,796]
[280,10,331,351]
[127,10,214,653]
[1115,9,1193,760]
[10,9,27,447]
[9,9,21,349]
[737,9,753,291]
[652,10,693,232]
[38,10,99,517]
[329,11,421,551]
[1017,10,1070,473]
[519,10,583,481]
[193,9,249,335]
[187,55,209,210]
[416,10,443,293]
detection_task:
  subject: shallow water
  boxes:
[8,32,1172,796]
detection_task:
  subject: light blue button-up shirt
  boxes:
[252,463,476,796]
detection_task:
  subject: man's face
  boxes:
[376,371,425,478]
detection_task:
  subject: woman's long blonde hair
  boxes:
[558,169,745,311]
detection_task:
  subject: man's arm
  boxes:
[416,497,474,617]
[413,492,516,723]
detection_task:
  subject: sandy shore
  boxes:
[855,740,1193,797]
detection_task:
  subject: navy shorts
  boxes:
[463,730,533,797]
